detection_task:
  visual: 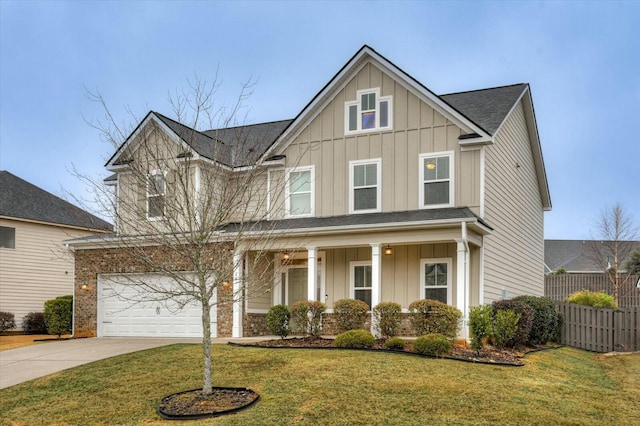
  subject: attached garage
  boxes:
[97,274,216,338]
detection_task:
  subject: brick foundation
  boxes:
[243,313,269,336]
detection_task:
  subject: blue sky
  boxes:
[1,1,638,239]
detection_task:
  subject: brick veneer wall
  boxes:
[320,313,418,337]
[243,313,269,336]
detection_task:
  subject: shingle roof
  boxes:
[0,171,113,231]
[544,239,640,273]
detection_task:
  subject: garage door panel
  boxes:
[98,274,216,338]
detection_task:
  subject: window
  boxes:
[286,166,314,217]
[351,262,372,309]
[420,259,452,305]
[419,152,454,208]
[350,159,381,213]
[345,88,392,134]
[0,226,15,249]
[147,171,166,219]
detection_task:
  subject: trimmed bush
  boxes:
[44,295,73,338]
[334,299,369,333]
[492,310,520,349]
[514,295,562,344]
[22,312,47,334]
[566,290,617,309]
[468,305,493,353]
[0,312,16,332]
[266,305,290,339]
[408,299,462,338]
[307,301,326,337]
[290,301,326,337]
[491,299,534,347]
[334,329,375,348]
[373,302,402,338]
[413,333,452,357]
[383,336,405,350]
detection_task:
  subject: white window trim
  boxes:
[350,261,372,309]
[345,88,393,135]
[349,158,382,214]
[420,258,453,305]
[147,170,167,221]
[285,165,315,218]
[418,151,454,209]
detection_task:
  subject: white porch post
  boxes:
[307,247,317,301]
[370,243,382,337]
[232,249,244,338]
[455,239,468,339]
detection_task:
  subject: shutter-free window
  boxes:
[421,153,453,207]
[353,264,372,308]
[288,169,312,216]
[352,161,380,212]
[0,226,15,249]
[147,172,166,219]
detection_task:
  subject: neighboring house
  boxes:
[544,240,640,274]
[0,171,112,331]
[68,45,551,339]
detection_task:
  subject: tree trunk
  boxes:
[201,302,213,395]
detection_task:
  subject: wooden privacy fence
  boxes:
[556,302,640,352]
[545,274,640,307]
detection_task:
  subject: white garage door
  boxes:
[98,274,216,338]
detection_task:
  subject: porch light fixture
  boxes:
[384,245,393,255]
[282,252,291,260]
[81,280,90,290]
[223,281,231,287]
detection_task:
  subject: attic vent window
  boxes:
[345,88,392,134]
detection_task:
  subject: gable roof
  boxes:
[0,171,112,231]
[544,239,640,273]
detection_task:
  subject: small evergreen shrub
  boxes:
[514,295,562,344]
[383,336,406,350]
[413,334,452,357]
[492,309,521,349]
[266,305,290,339]
[566,290,617,309]
[22,312,47,334]
[408,299,462,338]
[44,295,73,338]
[0,312,16,332]
[307,301,326,337]
[334,299,369,333]
[290,301,326,337]
[491,299,534,347]
[334,329,375,348]
[373,302,402,338]
[468,305,493,353]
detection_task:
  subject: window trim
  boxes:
[285,165,315,218]
[146,170,167,220]
[350,261,372,310]
[349,158,382,214]
[420,258,453,305]
[418,151,455,209]
[0,226,16,249]
[345,88,393,135]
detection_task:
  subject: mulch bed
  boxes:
[158,387,259,420]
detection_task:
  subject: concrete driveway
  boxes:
[0,337,201,389]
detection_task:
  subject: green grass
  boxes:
[1,345,638,425]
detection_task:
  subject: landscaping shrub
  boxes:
[334,299,369,333]
[413,333,452,357]
[266,305,290,339]
[492,310,521,349]
[334,329,375,348]
[408,299,461,338]
[0,312,16,332]
[383,336,405,350]
[491,299,534,347]
[22,312,47,334]
[307,301,326,337]
[468,305,493,353]
[373,302,402,338]
[514,295,563,344]
[566,290,617,309]
[44,295,73,338]
[290,301,326,337]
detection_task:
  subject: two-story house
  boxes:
[69,45,551,339]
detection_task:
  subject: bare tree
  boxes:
[587,203,640,303]
[73,76,306,395]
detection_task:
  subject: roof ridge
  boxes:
[441,83,528,97]
[207,118,294,132]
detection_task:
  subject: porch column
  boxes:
[370,243,382,337]
[307,246,317,301]
[455,239,468,339]
[232,249,244,338]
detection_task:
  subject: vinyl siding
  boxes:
[0,218,101,330]
[482,101,545,302]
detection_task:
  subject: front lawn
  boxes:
[0,344,638,425]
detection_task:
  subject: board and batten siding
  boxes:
[274,62,481,219]
[0,218,99,330]
[482,100,545,302]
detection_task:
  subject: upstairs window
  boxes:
[0,226,15,249]
[345,88,392,134]
[147,171,166,219]
[286,166,314,217]
[419,152,454,208]
[350,159,381,213]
